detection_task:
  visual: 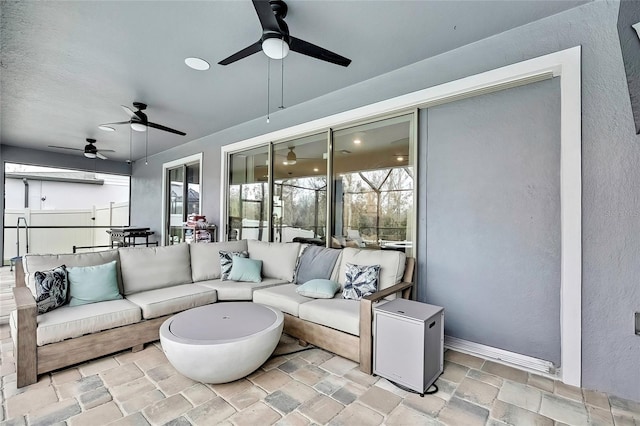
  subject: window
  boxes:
[223,114,416,254]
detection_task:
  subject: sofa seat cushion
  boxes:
[125,284,217,319]
[119,244,193,295]
[253,284,316,316]
[298,297,361,336]
[198,278,288,301]
[18,299,141,346]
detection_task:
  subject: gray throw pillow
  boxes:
[295,245,341,284]
[219,250,249,281]
[342,263,380,300]
[34,265,68,314]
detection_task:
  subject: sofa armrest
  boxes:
[14,285,36,309]
[12,286,38,387]
[363,281,414,303]
[14,259,26,287]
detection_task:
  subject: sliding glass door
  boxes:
[165,157,201,245]
[273,133,327,243]
[332,114,415,255]
[228,145,270,241]
[224,113,416,254]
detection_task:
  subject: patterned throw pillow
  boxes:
[342,263,380,300]
[34,265,68,314]
[219,250,249,281]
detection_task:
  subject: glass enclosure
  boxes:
[273,133,327,243]
[228,145,270,241]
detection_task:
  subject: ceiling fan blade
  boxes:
[96,152,108,160]
[146,121,187,136]
[252,0,281,33]
[98,149,116,152]
[100,121,131,126]
[289,37,351,67]
[121,105,137,118]
[48,145,82,151]
[219,41,263,65]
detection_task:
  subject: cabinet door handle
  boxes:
[429,321,436,329]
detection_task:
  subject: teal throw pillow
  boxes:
[296,279,340,299]
[228,256,263,283]
[68,260,123,306]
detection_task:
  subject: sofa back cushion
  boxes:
[119,244,192,295]
[23,250,122,297]
[189,240,249,282]
[295,246,342,284]
[337,248,406,298]
[247,240,301,282]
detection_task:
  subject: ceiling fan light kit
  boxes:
[286,147,297,165]
[262,36,289,59]
[130,122,147,132]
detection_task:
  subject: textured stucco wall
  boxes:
[424,79,562,365]
[129,1,640,400]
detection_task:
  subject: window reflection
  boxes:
[273,133,327,244]
[228,146,270,241]
[332,115,414,254]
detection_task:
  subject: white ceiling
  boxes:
[0,0,586,162]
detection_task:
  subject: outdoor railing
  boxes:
[3,225,131,265]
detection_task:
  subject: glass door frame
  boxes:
[161,153,203,245]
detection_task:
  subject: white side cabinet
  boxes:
[373,298,444,395]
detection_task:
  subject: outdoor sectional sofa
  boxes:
[11,240,414,388]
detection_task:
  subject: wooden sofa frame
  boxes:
[283,257,415,375]
[12,256,414,387]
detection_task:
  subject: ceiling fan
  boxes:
[49,138,114,160]
[276,147,317,165]
[98,102,186,136]
[219,0,351,67]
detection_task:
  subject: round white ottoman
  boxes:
[160,302,284,383]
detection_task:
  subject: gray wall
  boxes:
[424,79,561,365]
[130,2,640,400]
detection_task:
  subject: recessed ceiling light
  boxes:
[313,168,319,172]
[98,125,115,132]
[353,139,361,145]
[185,57,210,71]
[397,156,404,162]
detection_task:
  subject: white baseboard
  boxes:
[444,336,558,378]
